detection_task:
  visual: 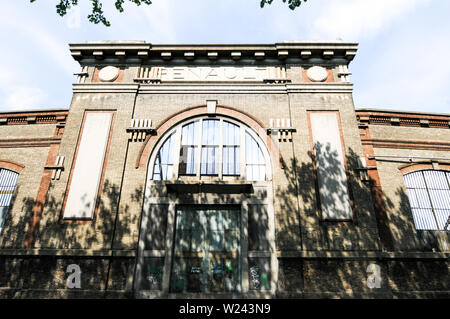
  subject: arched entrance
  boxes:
[134,106,277,298]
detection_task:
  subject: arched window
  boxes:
[0,168,19,234]
[151,117,267,181]
[404,170,450,230]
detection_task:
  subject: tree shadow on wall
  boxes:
[274,144,449,297]
[0,178,145,297]
[140,176,271,295]
[0,145,448,298]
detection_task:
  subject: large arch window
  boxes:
[0,168,19,234]
[152,117,267,181]
[404,170,450,230]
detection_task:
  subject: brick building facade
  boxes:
[0,41,448,298]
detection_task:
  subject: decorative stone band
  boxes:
[72,83,353,94]
[357,110,450,129]
[267,118,295,142]
[0,137,62,148]
[361,139,450,151]
[127,119,154,142]
[135,66,162,83]
[73,66,88,84]
[337,65,352,82]
[44,155,65,180]
[0,110,68,126]
[353,156,372,182]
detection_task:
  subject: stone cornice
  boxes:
[356,109,450,129]
[72,83,139,93]
[0,109,68,125]
[69,41,358,65]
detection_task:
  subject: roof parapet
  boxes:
[69,41,358,64]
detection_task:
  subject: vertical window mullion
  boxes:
[196,119,203,178]
[219,119,223,179]
[240,126,246,180]
[421,171,441,230]
[173,127,182,179]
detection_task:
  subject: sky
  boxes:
[0,0,449,114]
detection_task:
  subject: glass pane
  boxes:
[435,210,450,230]
[179,121,200,175]
[0,169,18,207]
[223,121,240,146]
[0,169,18,234]
[171,206,240,293]
[202,120,219,145]
[404,171,426,189]
[201,146,218,175]
[423,170,448,189]
[181,121,199,145]
[152,133,175,180]
[405,170,450,230]
[245,133,265,181]
[223,146,240,175]
[412,208,437,230]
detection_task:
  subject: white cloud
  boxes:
[0,4,78,76]
[0,86,47,111]
[140,0,177,42]
[107,0,178,42]
[311,0,430,40]
[353,31,450,112]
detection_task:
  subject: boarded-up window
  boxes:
[309,112,352,220]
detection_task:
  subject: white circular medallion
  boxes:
[306,66,328,82]
[98,66,119,82]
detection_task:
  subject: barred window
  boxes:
[404,170,450,230]
[152,117,267,181]
[0,168,19,234]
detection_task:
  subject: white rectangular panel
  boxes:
[310,112,352,220]
[64,112,113,219]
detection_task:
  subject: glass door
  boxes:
[170,205,241,293]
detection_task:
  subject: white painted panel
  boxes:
[310,112,352,220]
[64,112,113,219]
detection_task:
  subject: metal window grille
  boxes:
[0,168,19,233]
[404,170,450,230]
